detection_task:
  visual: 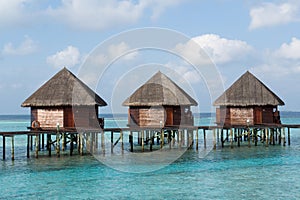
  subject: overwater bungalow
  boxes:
[123,71,198,128]
[21,67,107,129]
[214,71,285,126]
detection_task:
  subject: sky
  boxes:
[1,0,300,114]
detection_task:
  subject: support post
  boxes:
[254,129,258,146]
[62,132,65,151]
[265,128,269,147]
[2,136,5,160]
[11,136,14,161]
[213,129,216,150]
[70,134,74,156]
[110,131,113,154]
[196,128,199,151]
[27,135,30,158]
[160,129,164,149]
[56,124,60,157]
[129,131,133,152]
[203,129,206,149]
[288,128,291,146]
[120,130,124,153]
[42,133,44,150]
[230,128,233,149]
[178,130,182,148]
[237,129,240,147]
[221,129,224,148]
[47,134,51,157]
[35,134,39,158]
[282,128,286,146]
[150,131,153,151]
[80,133,83,156]
[101,131,105,155]
[248,128,251,148]
[141,130,144,152]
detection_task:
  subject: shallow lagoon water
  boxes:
[0,113,300,199]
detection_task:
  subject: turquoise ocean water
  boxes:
[1,113,300,199]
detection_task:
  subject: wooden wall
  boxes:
[31,107,64,128]
[216,106,230,125]
[128,106,193,127]
[31,105,100,128]
[216,106,280,125]
[230,107,254,125]
[139,107,165,127]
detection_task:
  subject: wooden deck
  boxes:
[0,124,299,161]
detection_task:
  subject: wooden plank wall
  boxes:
[36,108,64,128]
[230,107,253,125]
[139,107,165,127]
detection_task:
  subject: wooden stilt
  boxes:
[254,129,258,146]
[30,135,33,151]
[129,131,133,152]
[35,134,39,158]
[120,130,124,153]
[27,135,30,158]
[265,128,269,147]
[203,129,206,149]
[11,136,14,161]
[47,134,51,157]
[186,130,190,147]
[101,131,105,154]
[237,129,240,147]
[80,133,83,156]
[111,131,113,154]
[216,129,219,143]
[70,134,74,156]
[278,129,282,145]
[141,130,144,152]
[42,134,44,150]
[196,128,199,151]
[38,134,41,151]
[160,129,164,149]
[282,128,286,146]
[247,128,251,148]
[213,129,216,150]
[2,136,5,160]
[221,129,224,148]
[150,131,153,151]
[230,128,233,149]
[226,129,229,142]
[271,129,275,145]
[288,128,291,145]
[56,133,60,157]
[62,132,65,151]
[178,130,182,148]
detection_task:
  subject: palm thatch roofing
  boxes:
[214,71,284,106]
[123,71,198,106]
[21,67,107,107]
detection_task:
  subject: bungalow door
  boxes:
[165,107,173,126]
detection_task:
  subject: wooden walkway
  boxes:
[0,124,299,161]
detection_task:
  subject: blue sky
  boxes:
[1,0,300,114]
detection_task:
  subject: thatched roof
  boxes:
[123,71,198,106]
[214,71,284,106]
[22,67,107,107]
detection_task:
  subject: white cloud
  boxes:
[275,37,300,60]
[0,0,30,26]
[46,0,185,31]
[251,37,300,78]
[2,36,38,56]
[47,46,81,68]
[249,2,300,30]
[174,34,253,65]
